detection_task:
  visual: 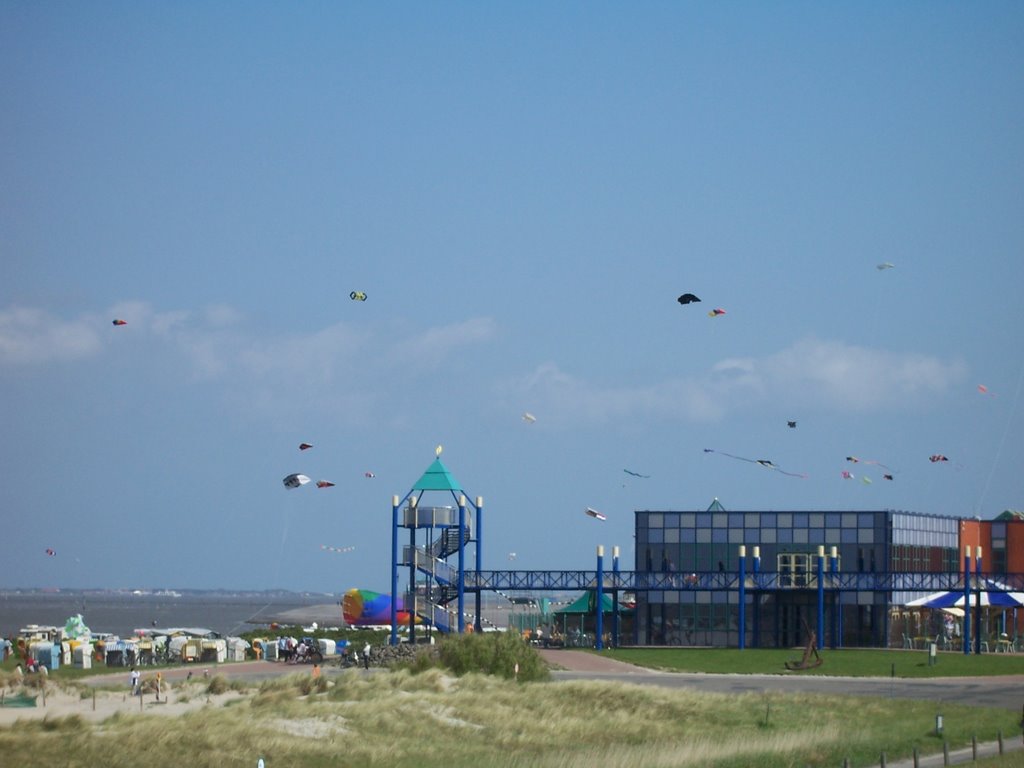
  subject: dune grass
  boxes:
[1,669,1020,768]
[599,647,1024,677]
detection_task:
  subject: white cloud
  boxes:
[503,337,966,427]
[0,307,101,365]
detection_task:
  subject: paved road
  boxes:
[539,650,1024,712]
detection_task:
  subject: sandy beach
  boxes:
[0,660,322,725]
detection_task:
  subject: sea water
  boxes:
[0,591,340,639]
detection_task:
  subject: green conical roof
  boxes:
[706,497,726,512]
[412,458,463,492]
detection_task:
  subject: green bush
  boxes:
[436,632,549,682]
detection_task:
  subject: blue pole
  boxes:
[739,546,748,650]
[816,546,825,650]
[974,547,983,655]
[963,547,971,656]
[474,497,483,633]
[752,547,761,648]
[595,547,605,650]
[612,546,620,648]
[829,547,839,649]
[390,495,400,647]
[457,496,466,634]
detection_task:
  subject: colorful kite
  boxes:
[929,455,949,463]
[623,469,650,478]
[320,544,354,554]
[350,291,367,301]
[704,449,807,478]
[299,443,313,451]
[364,471,376,478]
[841,471,854,480]
[283,473,311,489]
[585,507,607,521]
[677,293,701,305]
[708,308,727,317]
[45,548,56,556]
[522,412,536,423]
[316,480,335,488]
[112,319,127,326]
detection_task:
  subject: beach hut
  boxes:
[226,638,249,662]
[73,643,93,669]
[30,641,60,671]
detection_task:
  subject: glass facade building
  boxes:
[634,504,961,648]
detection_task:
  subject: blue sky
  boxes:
[2,3,1022,593]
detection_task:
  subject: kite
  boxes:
[364,471,375,478]
[841,471,854,480]
[876,263,895,270]
[522,412,536,423]
[320,544,355,554]
[299,443,313,451]
[350,291,367,301]
[861,476,873,485]
[929,455,949,463]
[978,384,996,396]
[112,319,127,326]
[677,293,701,305]
[283,473,311,489]
[845,456,894,472]
[507,552,517,561]
[704,449,807,478]
[623,469,650,478]
[584,507,607,521]
[708,308,726,317]
[883,474,894,481]
[316,480,335,488]
[787,421,797,428]
[45,548,56,556]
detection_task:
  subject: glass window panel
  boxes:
[745,513,760,527]
[679,513,695,527]
[826,528,841,544]
[793,529,808,544]
[826,514,841,528]
[648,528,664,543]
[697,513,712,527]
[777,528,793,544]
[744,528,759,543]
[810,514,825,528]
[680,528,696,543]
[841,528,857,544]
[728,528,744,544]
[712,529,727,543]
[777,513,792,528]
[664,528,680,543]
[859,513,876,528]
[729,513,744,528]
[809,528,825,544]
[696,528,712,544]
[761,513,776,528]
[842,513,857,528]
[713,513,728,528]
[663,513,679,527]
[858,528,874,544]
[794,514,809,528]
[649,513,663,528]
[761,528,777,544]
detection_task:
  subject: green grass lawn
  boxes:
[600,646,1024,678]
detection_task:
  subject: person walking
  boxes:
[129,667,140,696]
